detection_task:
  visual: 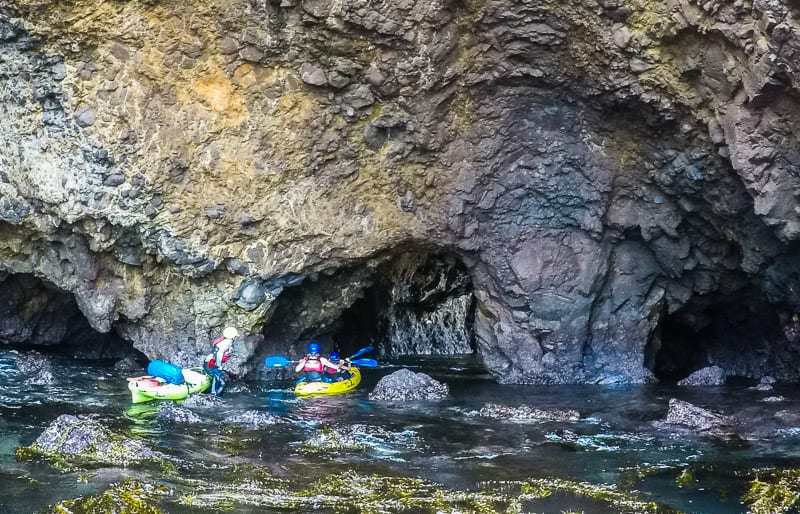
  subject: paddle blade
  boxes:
[265,355,293,368]
[349,346,374,360]
[351,358,378,368]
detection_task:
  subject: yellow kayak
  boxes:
[127,367,211,403]
[295,367,361,397]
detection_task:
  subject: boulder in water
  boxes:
[478,403,580,422]
[15,414,169,471]
[677,366,725,386]
[368,369,448,401]
[662,399,733,433]
[13,350,55,385]
[157,403,202,423]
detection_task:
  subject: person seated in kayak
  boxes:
[203,326,238,396]
[295,342,342,382]
[323,351,352,382]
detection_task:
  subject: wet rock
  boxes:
[16,414,168,470]
[368,369,449,401]
[301,423,416,454]
[662,399,733,432]
[677,366,726,386]
[303,425,369,452]
[181,394,225,408]
[46,479,167,513]
[156,403,203,423]
[775,409,800,425]
[224,410,279,428]
[478,403,580,422]
[114,356,144,372]
[300,62,327,86]
[13,351,56,385]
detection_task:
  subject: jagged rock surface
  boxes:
[478,403,580,423]
[369,369,449,400]
[2,0,800,383]
[677,366,726,386]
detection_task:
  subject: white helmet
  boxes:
[223,326,239,339]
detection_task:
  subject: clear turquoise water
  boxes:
[2,352,799,513]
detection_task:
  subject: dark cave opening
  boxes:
[0,273,144,362]
[649,293,800,383]
[331,251,477,360]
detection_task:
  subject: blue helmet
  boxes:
[308,342,321,355]
[330,351,340,362]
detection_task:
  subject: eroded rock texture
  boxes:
[2,0,800,383]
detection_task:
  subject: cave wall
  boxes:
[1,0,800,382]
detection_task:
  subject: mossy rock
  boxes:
[15,414,171,472]
[41,479,167,514]
[743,468,800,514]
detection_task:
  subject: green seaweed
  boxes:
[41,479,166,514]
[742,468,800,514]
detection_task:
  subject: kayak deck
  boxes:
[295,366,362,397]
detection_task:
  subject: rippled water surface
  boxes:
[2,352,800,513]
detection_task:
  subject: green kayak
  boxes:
[127,367,210,403]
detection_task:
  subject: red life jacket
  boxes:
[324,363,340,374]
[303,355,324,372]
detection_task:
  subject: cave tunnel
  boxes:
[648,291,800,383]
[0,272,145,362]
[330,251,478,363]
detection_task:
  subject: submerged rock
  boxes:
[302,425,372,453]
[677,366,726,386]
[15,414,169,471]
[223,410,279,428]
[368,369,449,401]
[181,394,225,408]
[13,350,56,385]
[156,403,202,423]
[43,479,168,513]
[479,403,580,422]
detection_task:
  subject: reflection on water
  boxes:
[1,351,799,512]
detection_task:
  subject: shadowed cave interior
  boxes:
[331,251,477,360]
[649,290,800,383]
[0,273,144,361]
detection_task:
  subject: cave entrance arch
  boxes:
[331,250,477,361]
[0,273,142,361]
[648,290,800,383]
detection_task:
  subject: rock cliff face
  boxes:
[2,0,800,384]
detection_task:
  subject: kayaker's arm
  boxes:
[319,357,341,370]
[295,357,307,372]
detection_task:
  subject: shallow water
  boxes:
[2,352,799,513]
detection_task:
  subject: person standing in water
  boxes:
[204,326,238,396]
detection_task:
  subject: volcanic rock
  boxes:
[369,369,449,401]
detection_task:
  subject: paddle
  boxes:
[349,358,378,368]
[265,355,295,368]
[349,346,374,360]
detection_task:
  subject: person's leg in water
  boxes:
[215,369,227,396]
